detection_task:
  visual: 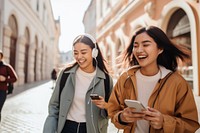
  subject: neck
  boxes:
[81,66,96,73]
[140,66,160,76]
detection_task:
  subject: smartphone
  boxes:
[90,93,100,100]
[124,99,146,112]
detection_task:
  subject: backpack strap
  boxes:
[59,72,70,102]
[104,73,110,102]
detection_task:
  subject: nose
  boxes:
[136,45,144,53]
[77,53,83,59]
[73,52,80,59]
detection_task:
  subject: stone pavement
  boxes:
[0,81,121,133]
[0,80,199,133]
[0,80,52,132]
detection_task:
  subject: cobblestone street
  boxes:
[0,80,199,133]
[0,81,120,133]
[0,81,52,132]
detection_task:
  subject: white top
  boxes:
[67,68,96,122]
[135,69,161,133]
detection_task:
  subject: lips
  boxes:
[77,59,85,65]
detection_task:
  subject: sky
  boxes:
[50,0,91,52]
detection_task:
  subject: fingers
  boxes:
[91,97,107,109]
[121,107,145,123]
[143,107,159,118]
[150,120,163,129]
[144,108,164,129]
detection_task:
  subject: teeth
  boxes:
[78,60,85,63]
[138,55,146,58]
[79,61,84,63]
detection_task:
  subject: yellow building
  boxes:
[84,0,200,96]
[0,0,60,85]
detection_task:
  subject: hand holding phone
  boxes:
[90,93,100,100]
[124,99,146,112]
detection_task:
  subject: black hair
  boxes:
[0,50,3,58]
[67,35,108,73]
[123,26,190,71]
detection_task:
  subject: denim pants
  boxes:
[61,119,87,133]
[0,90,7,122]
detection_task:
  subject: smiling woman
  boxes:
[43,34,113,133]
[107,26,200,133]
[50,0,92,52]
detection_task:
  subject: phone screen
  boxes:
[90,94,100,100]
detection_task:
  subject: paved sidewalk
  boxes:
[0,80,52,132]
[0,80,199,132]
[0,81,120,133]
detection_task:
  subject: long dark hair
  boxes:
[66,34,108,73]
[123,26,190,71]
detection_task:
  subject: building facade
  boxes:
[84,0,200,96]
[83,0,96,37]
[0,0,60,85]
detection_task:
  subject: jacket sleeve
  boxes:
[108,74,133,130]
[43,70,65,133]
[161,78,200,133]
[6,65,18,83]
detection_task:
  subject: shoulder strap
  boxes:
[104,73,110,102]
[59,72,70,102]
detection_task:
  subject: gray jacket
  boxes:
[43,65,113,133]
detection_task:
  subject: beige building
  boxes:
[84,0,200,96]
[0,0,60,85]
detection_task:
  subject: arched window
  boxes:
[167,8,193,88]
[34,36,38,81]
[24,27,30,83]
[8,15,18,69]
[41,42,44,79]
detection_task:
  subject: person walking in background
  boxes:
[51,68,57,89]
[108,26,200,132]
[43,34,113,133]
[0,50,18,122]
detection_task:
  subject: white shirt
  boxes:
[135,69,161,133]
[67,68,96,122]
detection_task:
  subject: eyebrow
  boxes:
[74,49,88,52]
[134,40,152,44]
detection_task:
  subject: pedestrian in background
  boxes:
[51,68,57,89]
[0,50,18,122]
[108,26,200,132]
[43,34,113,133]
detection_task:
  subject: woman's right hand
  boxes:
[0,75,6,81]
[91,96,108,109]
[120,107,145,123]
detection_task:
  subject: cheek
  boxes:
[149,49,160,59]
[88,56,94,62]
[86,52,93,59]
[133,50,137,57]
[133,50,136,54]
[73,54,78,60]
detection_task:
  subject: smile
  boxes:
[137,55,147,59]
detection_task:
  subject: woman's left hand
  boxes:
[143,107,164,129]
[91,96,107,109]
